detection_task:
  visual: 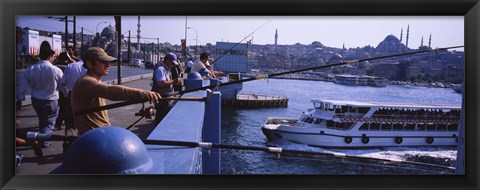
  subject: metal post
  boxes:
[143,41,146,62]
[65,16,68,48]
[73,16,76,51]
[115,16,122,84]
[184,16,187,62]
[151,42,154,62]
[203,79,221,174]
[127,30,131,65]
[456,83,465,174]
[80,27,84,57]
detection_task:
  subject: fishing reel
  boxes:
[135,103,155,119]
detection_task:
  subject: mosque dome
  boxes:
[101,25,116,37]
[375,34,408,54]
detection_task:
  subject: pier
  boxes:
[223,93,288,107]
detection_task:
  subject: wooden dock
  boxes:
[223,93,288,107]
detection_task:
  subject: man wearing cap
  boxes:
[17,41,64,156]
[151,52,182,125]
[71,47,162,135]
[192,52,224,78]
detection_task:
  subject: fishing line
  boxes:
[75,45,463,116]
[25,132,456,172]
[269,155,453,174]
[210,20,271,66]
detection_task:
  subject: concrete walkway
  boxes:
[15,78,156,174]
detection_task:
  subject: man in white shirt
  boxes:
[192,52,224,78]
[17,41,64,156]
[59,59,87,153]
[186,56,194,74]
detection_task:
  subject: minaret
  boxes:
[137,16,141,50]
[405,25,410,48]
[428,34,432,48]
[421,36,424,47]
[400,28,403,43]
[274,29,278,45]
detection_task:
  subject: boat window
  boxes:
[426,123,436,131]
[341,106,349,113]
[370,123,380,130]
[404,124,415,131]
[381,123,392,131]
[307,118,314,123]
[313,102,321,109]
[417,123,426,131]
[437,124,447,131]
[358,107,370,114]
[326,120,334,128]
[359,123,369,131]
[350,107,357,113]
[302,117,309,122]
[328,104,334,111]
[393,123,403,131]
[335,106,342,113]
[314,119,322,124]
[448,124,458,131]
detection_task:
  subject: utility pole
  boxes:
[65,16,68,48]
[73,16,76,50]
[184,16,188,63]
[115,16,122,84]
[128,30,131,65]
[151,42,154,61]
[81,27,84,56]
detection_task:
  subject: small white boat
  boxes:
[262,99,461,148]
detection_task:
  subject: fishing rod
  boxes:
[76,45,463,115]
[209,20,271,66]
[75,96,208,116]
[24,132,455,171]
[16,115,38,118]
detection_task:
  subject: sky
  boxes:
[16,16,464,50]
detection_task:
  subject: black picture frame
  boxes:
[1,0,478,189]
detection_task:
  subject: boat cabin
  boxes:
[310,99,461,132]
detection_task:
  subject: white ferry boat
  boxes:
[262,99,461,148]
[366,76,387,87]
[334,75,358,86]
[334,75,387,87]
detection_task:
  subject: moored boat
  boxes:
[262,99,461,148]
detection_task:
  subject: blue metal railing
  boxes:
[145,78,221,174]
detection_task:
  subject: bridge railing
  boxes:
[145,79,221,174]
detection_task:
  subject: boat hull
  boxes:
[262,121,459,148]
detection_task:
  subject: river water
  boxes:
[220,79,462,174]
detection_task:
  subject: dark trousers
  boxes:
[154,100,175,126]
[31,97,58,148]
[64,92,77,136]
[55,94,66,127]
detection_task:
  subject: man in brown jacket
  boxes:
[72,47,161,135]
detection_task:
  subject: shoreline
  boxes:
[246,76,458,89]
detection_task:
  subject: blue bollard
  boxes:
[50,126,163,174]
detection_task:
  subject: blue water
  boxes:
[220,79,462,174]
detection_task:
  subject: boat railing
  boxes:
[334,114,460,124]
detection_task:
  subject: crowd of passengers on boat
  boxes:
[299,106,461,132]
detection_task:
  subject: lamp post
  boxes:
[187,27,198,56]
[96,21,108,34]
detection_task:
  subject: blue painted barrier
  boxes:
[145,76,222,174]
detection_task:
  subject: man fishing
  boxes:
[71,47,162,135]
